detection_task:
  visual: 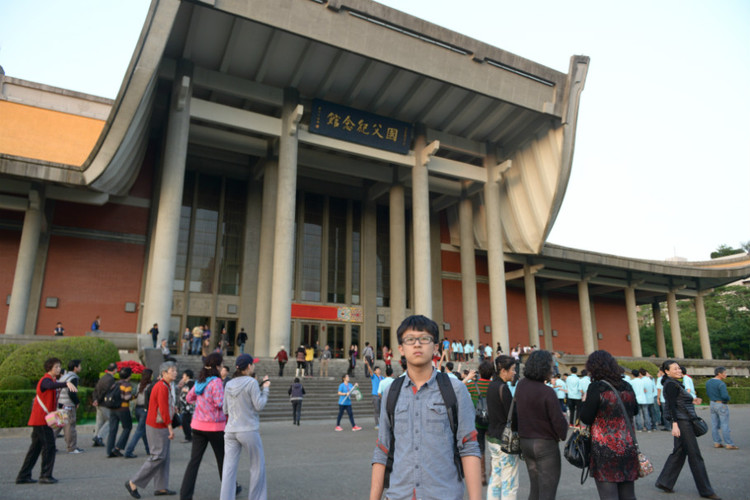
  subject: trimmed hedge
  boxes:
[619,360,660,377]
[0,344,20,366]
[0,375,33,390]
[0,387,95,428]
[695,386,750,405]
[0,337,119,387]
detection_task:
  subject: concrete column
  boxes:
[141,70,192,342]
[254,160,284,356]
[624,286,642,357]
[541,292,553,351]
[362,199,378,353]
[5,190,44,335]
[653,302,667,358]
[484,152,510,353]
[389,183,406,351]
[459,185,479,347]
[268,89,301,352]
[695,294,712,360]
[523,265,540,348]
[578,279,595,354]
[411,132,432,316]
[666,291,684,358]
[239,175,262,354]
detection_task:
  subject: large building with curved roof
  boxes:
[1,0,748,359]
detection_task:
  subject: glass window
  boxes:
[300,193,323,301]
[351,201,361,305]
[376,204,390,307]
[189,174,220,293]
[219,180,245,295]
[174,171,195,291]
[327,197,347,303]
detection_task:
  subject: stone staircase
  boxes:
[170,355,378,422]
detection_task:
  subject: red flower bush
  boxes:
[117,360,145,374]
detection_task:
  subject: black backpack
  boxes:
[143,381,155,411]
[103,380,123,409]
[383,371,463,488]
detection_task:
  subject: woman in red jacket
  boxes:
[16,357,78,485]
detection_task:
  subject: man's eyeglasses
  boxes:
[401,335,434,346]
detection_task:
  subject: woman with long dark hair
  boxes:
[125,368,153,458]
[655,360,720,499]
[486,355,519,500]
[179,352,233,500]
[514,349,568,500]
[579,350,639,499]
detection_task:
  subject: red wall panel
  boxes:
[0,229,21,330]
[53,201,149,236]
[593,297,631,356]
[547,293,585,354]
[36,235,145,335]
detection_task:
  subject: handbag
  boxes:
[692,417,709,437]
[563,423,591,469]
[499,385,521,455]
[601,380,654,478]
[36,395,69,430]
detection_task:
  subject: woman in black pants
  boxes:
[514,350,569,500]
[655,360,721,499]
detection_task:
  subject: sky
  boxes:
[1,0,748,262]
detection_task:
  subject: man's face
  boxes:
[75,364,82,373]
[398,329,435,367]
[718,371,727,380]
[374,368,381,376]
[163,366,178,383]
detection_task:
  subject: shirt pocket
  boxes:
[426,402,449,433]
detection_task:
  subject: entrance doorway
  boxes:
[301,323,320,348]
[325,324,345,358]
[216,319,237,356]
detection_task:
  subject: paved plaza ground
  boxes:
[1,405,748,499]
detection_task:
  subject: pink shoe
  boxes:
[335,426,343,432]
[352,426,362,431]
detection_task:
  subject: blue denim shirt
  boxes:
[372,369,480,500]
[705,378,730,403]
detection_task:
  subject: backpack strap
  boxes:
[383,375,405,488]
[436,371,464,482]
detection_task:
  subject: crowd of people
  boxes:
[13,317,738,500]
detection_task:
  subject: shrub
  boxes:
[695,386,750,405]
[619,360,659,377]
[0,375,32,390]
[0,337,119,387]
[0,387,96,428]
[0,344,20,366]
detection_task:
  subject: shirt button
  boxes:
[415,446,419,450]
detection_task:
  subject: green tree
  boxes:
[639,286,750,360]
[710,244,744,259]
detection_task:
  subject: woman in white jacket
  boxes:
[220,354,270,500]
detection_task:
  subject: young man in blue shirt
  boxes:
[370,315,481,500]
[369,365,384,429]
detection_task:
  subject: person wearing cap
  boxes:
[92,362,118,447]
[221,353,270,500]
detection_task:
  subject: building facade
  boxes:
[2,0,749,359]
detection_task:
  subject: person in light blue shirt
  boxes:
[566,367,581,425]
[369,366,384,429]
[681,365,698,400]
[579,370,591,400]
[445,362,459,380]
[377,367,395,398]
[641,368,657,431]
[335,374,361,432]
[654,368,670,430]
[455,341,464,362]
[631,369,652,431]
[484,344,493,360]
[552,373,567,413]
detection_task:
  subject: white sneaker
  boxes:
[68,448,85,454]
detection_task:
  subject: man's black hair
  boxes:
[67,359,81,371]
[396,315,439,345]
